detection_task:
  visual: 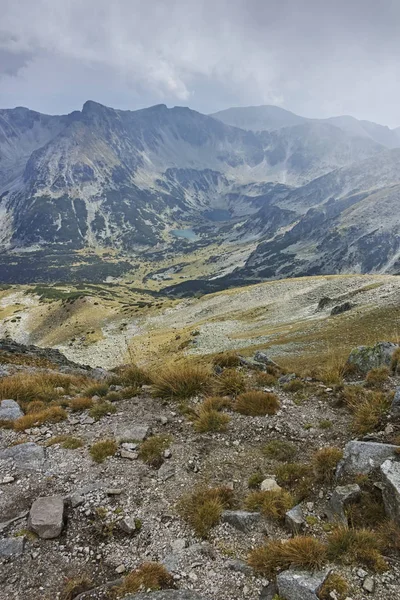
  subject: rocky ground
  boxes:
[0,341,400,600]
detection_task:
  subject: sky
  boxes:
[1,0,400,127]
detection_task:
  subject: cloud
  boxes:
[1,0,400,126]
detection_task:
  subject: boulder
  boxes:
[124,593,205,600]
[380,460,400,525]
[0,442,45,470]
[0,399,23,422]
[345,341,398,374]
[115,424,150,442]
[336,441,400,477]
[285,504,305,533]
[330,302,354,316]
[221,510,261,532]
[391,388,400,419]
[0,537,25,557]
[261,478,282,492]
[277,568,331,600]
[28,496,65,539]
[330,484,361,524]
[254,351,280,369]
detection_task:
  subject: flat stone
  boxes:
[336,441,400,477]
[0,442,45,470]
[221,510,261,532]
[120,450,138,460]
[123,592,205,600]
[254,351,280,368]
[115,424,150,442]
[158,462,175,481]
[261,478,282,492]
[28,496,65,539]
[0,399,23,421]
[391,387,400,418]
[285,504,305,533]
[0,537,25,557]
[277,569,331,600]
[330,484,361,524]
[381,460,400,525]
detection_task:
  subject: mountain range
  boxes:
[0,100,399,289]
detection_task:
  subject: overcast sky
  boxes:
[1,0,400,127]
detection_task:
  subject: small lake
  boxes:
[203,209,231,222]
[171,228,199,241]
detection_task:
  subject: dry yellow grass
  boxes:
[152,361,212,400]
[213,369,247,396]
[0,372,89,407]
[116,562,174,597]
[138,435,171,468]
[244,489,294,519]
[235,391,280,416]
[313,447,343,482]
[89,439,117,463]
[178,486,235,538]
[327,526,388,571]
[248,536,327,576]
[69,397,93,411]
[14,406,67,431]
[193,408,230,433]
[365,366,390,388]
[318,573,349,600]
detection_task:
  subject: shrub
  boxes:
[89,439,117,463]
[69,396,93,411]
[244,489,294,519]
[235,391,280,416]
[138,435,171,468]
[327,526,387,571]
[178,486,235,538]
[83,382,109,397]
[263,439,297,461]
[116,562,174,597]
[255,372,278,387]
[14,406,67,431]
[214,369,247,396]
[318,572,349,600]
[152,361,211,400]
[313,447,343,483]
[212,352,241,368]
[89,401,117,420]
[248,536,327,576]
[46,435,83,449]
[193,408,230,433]
[248,471,264,489]
[365,366,390,388]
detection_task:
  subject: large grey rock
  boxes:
[254,351,280,369]
[277,569,331,600]
[115,424,150,442]
[0,399,23,422]
[124,592,205,600]
[0,442,45,470]
[221,510,261,532]
[381,460,400,525]
[391,387,400,418]
[336,441,400,477]
[330,484,361,524]
[285,504,305,533]
[261,478,282,492]
[28,496,65,539]
[346,341,398,374]
[0,537,25,557]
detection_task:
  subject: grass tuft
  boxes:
[138,435,171,468]
[14,406,67,431]
[152,361,212,400]
[89,401,117,420]
[327,526,388,571]
[318,572,349,600]
[69,396,93,411]
[193,407,230,433]
[213,369,247,396]
[60,575,92,600]
[46,435,84,449]
[263,439,297,461]
[365,366,390,388]
[235,391,280,416]
[244,489,294,519]
[0,372,89,407]
[212,352,241,368]
[89,439,117,463]
[178,486,235,538]
[248,536,327,576]
[116,562,174,597]
[313,447,343,483]
[83,382,109,397]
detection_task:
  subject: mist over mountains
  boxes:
[0,100,399,289]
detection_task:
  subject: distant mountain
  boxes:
[212,105,400,149]
[0,100,383,253]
